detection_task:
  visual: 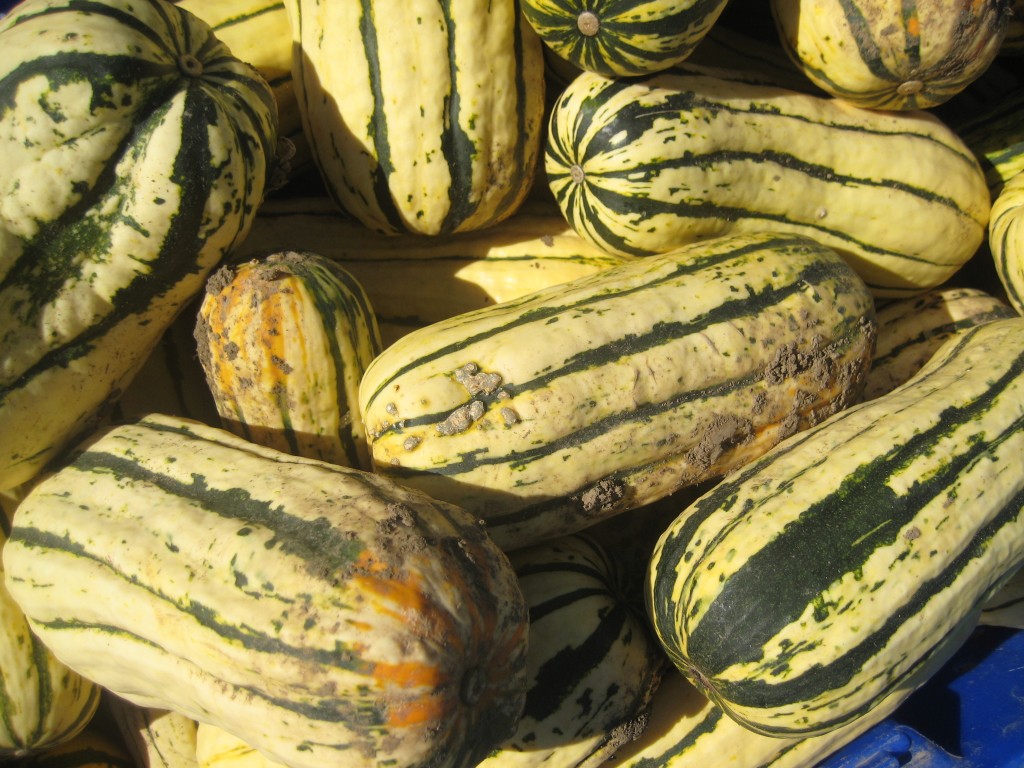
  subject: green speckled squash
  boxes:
[2,413,529,768]
[0,0,278,491]
[284,0,545,235]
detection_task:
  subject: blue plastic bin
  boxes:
[817,626,1024,767]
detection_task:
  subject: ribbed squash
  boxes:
[233,197,631,346]
[520,0,729,76]
[175,0,309,177]
[863,286,1015,401]
[990,171,1024,315]
[284,0,546,235]
[769,0,1011,110]
[545,65,990,297]
[1,522,101,759]
[2,413,529,768]
[647,317,1024,737]
[195,250,382,470]
[479,534,665,768]
[602,664,908,768]
[360,231,876,550]
[0,0,278,491]
[106,696,199,768]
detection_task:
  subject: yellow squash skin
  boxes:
[1,525,101,760]
[647,317,1024,737]
[3,414,529,768]
[233,197,631,346]
[195,250,382,471]
[863,286,1015,401]
[360,231,876,551]
[545,65,991,298]
[602,666,907,768]
[196,723,284,768]
[176,0,309,176]
[106,698,199,768]
[284,0,546,235]
[770,0,1011,110]
[0,0,277,492]
[990,171,1024,316]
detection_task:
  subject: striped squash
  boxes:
[176,0,309,178]
[863,286,1015,401]
[195,250,382,470]
[646,317,1024,737]
[1,522,101,759]
[0,0,278,492]
[479,534,666,768]
[520,0,729,76]
[359,231,876,551]
[545,65,991,297]
[990,171,1024,315]
[284,0,546,236]
[106,697,199,768]
[233,197,631,346]
[769,0,1011,110]
[600,665,906,768]
[2,413,529,768]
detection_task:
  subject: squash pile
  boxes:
[1,0,1023,766]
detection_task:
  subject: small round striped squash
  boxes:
[770,0,1012,109]
[521,0,730,76]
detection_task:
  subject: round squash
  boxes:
[521,0,730,76]
[770,0,1012,109]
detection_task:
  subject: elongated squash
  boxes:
[195,250,382,470]
[0,0,278,491]
[2,413,529,768]
[770,0,1011,110]
[545,65,990,297]
[520,0,729,76]
[647,317,1024,737]
[990,171,1024,315]
[1,522,101,759]
[479,534,665,768]
[863,286,1015,400]
[233,197,631,346]
[285,0,545,235]
[360,231,876,551]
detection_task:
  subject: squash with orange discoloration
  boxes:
[1,413,529,768]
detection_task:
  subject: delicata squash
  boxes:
[647,317,1024,737]
[0,0,277,491]
[2,414,529,768]
[360,231,876,551]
